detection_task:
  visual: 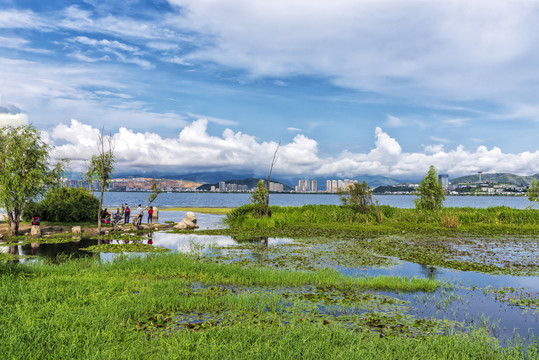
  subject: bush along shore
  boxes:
[1,253,537,359]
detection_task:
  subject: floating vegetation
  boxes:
[131,282,457,339]
[208,237,396,271]
[99,233,146,242]
[202,234,538,276]
[0,252,29,261]
[369,235,539,276]
[483,286,539,310]
[81,243,170,253]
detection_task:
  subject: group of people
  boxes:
[102,204,155,226]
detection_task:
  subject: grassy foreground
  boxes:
[0,254,537,359]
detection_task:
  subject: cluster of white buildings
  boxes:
[295,179,358,193]
[296,179,317,192]
[211,181,285,192]
[214,182,250,192]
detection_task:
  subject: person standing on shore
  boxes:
[148,207,153,224]
[137,204,143,225]
[124,204,130,224]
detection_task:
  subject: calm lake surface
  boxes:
[97,192,533,209]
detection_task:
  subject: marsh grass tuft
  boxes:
[441,215,460,228]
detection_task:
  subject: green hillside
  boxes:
[450,173,539,186]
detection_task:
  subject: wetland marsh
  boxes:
[1,206,538,359]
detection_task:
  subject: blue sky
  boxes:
[1,0,538,179]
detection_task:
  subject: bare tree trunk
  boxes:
[95,127,114,235]
[7,212,16,237]
[97,184,104,234]
[264,143,280,217]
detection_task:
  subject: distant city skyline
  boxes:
[1,1,538,178]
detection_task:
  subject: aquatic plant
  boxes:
[82,243,170,253]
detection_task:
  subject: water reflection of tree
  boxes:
[18,239,99,262]
[251,237,270,264]
[232,236,269,264]
[420,264,438,279]
[232,236,268,247]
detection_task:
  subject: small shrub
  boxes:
[338,181,373,214]
[250,180,268,218]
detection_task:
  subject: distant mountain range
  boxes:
[112,171,259,184]
[450,173,539,186]
[72,170,538,189]
[111,171,404,189]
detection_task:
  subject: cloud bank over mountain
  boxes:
[48,119,539,179]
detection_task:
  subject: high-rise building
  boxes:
[332,180,338,193]
[326,180,332,193]
[438,174,449,189]
[219,181,226,192]
[270,182,284,192]
[311,180,317,192]
[304,179,311,192]
[298,179,304,192]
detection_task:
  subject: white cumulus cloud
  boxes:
[0,113,28,127]
[47,120,539,178]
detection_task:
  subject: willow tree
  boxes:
[0,125,64,236]
[86,128,115,234]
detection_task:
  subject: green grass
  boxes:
[225,204,539,236]
[2,253,536,359]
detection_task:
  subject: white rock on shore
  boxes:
[173,212,199,230]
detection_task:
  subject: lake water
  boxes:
[97,192,534,209]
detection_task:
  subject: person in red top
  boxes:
[148,207,154,224]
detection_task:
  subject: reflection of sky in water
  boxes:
[339,262,539,292]
[451,241,539,267]
[338,262,539,344]
[149,232,294,254]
